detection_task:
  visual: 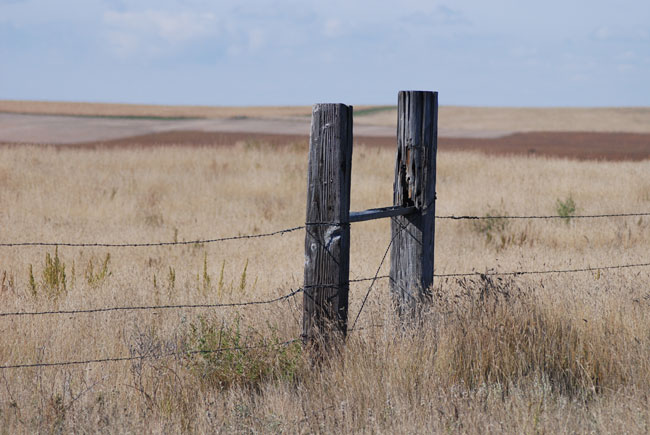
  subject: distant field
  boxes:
[3,100,650,160]
[0,100,312,119]
[2,99,650,133]
[360,105,650,133]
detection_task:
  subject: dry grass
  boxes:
[0,142,649,433]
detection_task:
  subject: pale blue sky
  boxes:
[1,0,648,106]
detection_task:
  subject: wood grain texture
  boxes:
[390,91,438,318]
[349,205,416,223]
[303,104,353,343]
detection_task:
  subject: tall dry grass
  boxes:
[0,142,649,433]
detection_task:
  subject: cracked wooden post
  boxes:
[303,103,353,347]
[390,91,438,318]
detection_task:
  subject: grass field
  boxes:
[0,142,649,432]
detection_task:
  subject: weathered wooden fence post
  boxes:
[390,91,438,318]
[303,103,353,346]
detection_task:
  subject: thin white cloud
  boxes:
[103,9,218,57]
[592,24,650,42]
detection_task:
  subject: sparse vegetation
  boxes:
[185,316,303,389]
[472,209,509,244]
[472,208,529,250]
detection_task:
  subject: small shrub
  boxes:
[44,248,66,293]
[556,196,576,223]
[185,316,302,390]
[472,208,531,250]
[42,247,67,299]
[28,248,68,299]
[472,210,509,245]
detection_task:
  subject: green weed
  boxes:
[472,211,509,245]
[85,253,111,287]
[28,264,37,296]
[472,209,529,250]
[167,267,176,294]
[185,316,302,390]
[238,259,249,293]
[27,248,69,299]
[217,260,225,298]
[202,252,211,295]
[556,196,576,223]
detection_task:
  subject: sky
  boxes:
[1,0,649,107]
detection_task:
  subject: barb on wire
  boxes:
[0,288,304,318]
[350,275,390,283]
[305,221,350,227]
[0,339,300,370]
[0,226,304,248]
[434,261,650,278]
[437,212,650,220]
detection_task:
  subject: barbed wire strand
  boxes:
[0,339,300,370]
[437,212,650,220]
[0,226,304,248]
[2,211,648,248]
[0,277,389,319]
[434,261,650,278]
[0,288,304,318]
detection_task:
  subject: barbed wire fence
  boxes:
[1,210,649,370]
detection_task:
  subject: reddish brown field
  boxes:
[50,130,650,161]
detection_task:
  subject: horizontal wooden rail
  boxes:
[349,206,416,223]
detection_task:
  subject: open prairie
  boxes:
[0,136,649,431]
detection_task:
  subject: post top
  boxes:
[398,90,438,95]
